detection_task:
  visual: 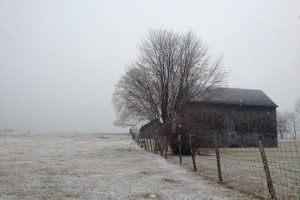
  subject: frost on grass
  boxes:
[0,133,253,200]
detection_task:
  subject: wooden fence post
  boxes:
[147,139,149,151]
[179,134,182,165]
[156,138,159,154]
[214,131,222,182]
[189,135,197,172]
[149,139,153,152]
[164,136,168,159]
[258,139,276,199]
[160,138,163,156]
[154,138,158,154]
[153,139,156,154]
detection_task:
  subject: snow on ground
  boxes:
[0,133,253,200]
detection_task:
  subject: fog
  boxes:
[0,0,299,133]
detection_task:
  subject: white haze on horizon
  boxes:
[0,0,299,133]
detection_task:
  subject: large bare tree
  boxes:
[113,29,227,127]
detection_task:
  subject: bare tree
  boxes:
[284,111,297,139]
[295,98,300,115]
[295,98,300,138]
[112,29,227,127]
[277,111,288,139]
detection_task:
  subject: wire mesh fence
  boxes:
[133,135,300,200]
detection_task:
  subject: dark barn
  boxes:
[187,88,278,148]
[139,120,160,139]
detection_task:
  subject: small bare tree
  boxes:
[284,111,297,139]
[277,111,288,139]
[295,98,300,138]
[112,29,227,128]
[295,98,300,115]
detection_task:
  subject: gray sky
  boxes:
[0,0,299,133]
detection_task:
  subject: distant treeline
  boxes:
[0,129,15,132]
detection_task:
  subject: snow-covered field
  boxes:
[0,133,253,200]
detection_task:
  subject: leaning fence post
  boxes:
[189,134,197,172]
[178,134,182,165]
[214,131,222,182]
[258,139,276,199]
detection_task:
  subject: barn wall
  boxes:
[186,103,278,147]
[139,122,159,139]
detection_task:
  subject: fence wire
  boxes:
[134,136,300,200]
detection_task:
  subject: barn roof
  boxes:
[140,120,160,132]
[192,88,277,107]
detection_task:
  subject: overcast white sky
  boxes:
[0,0,299,133]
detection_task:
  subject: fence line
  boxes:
[133,134,300,200]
